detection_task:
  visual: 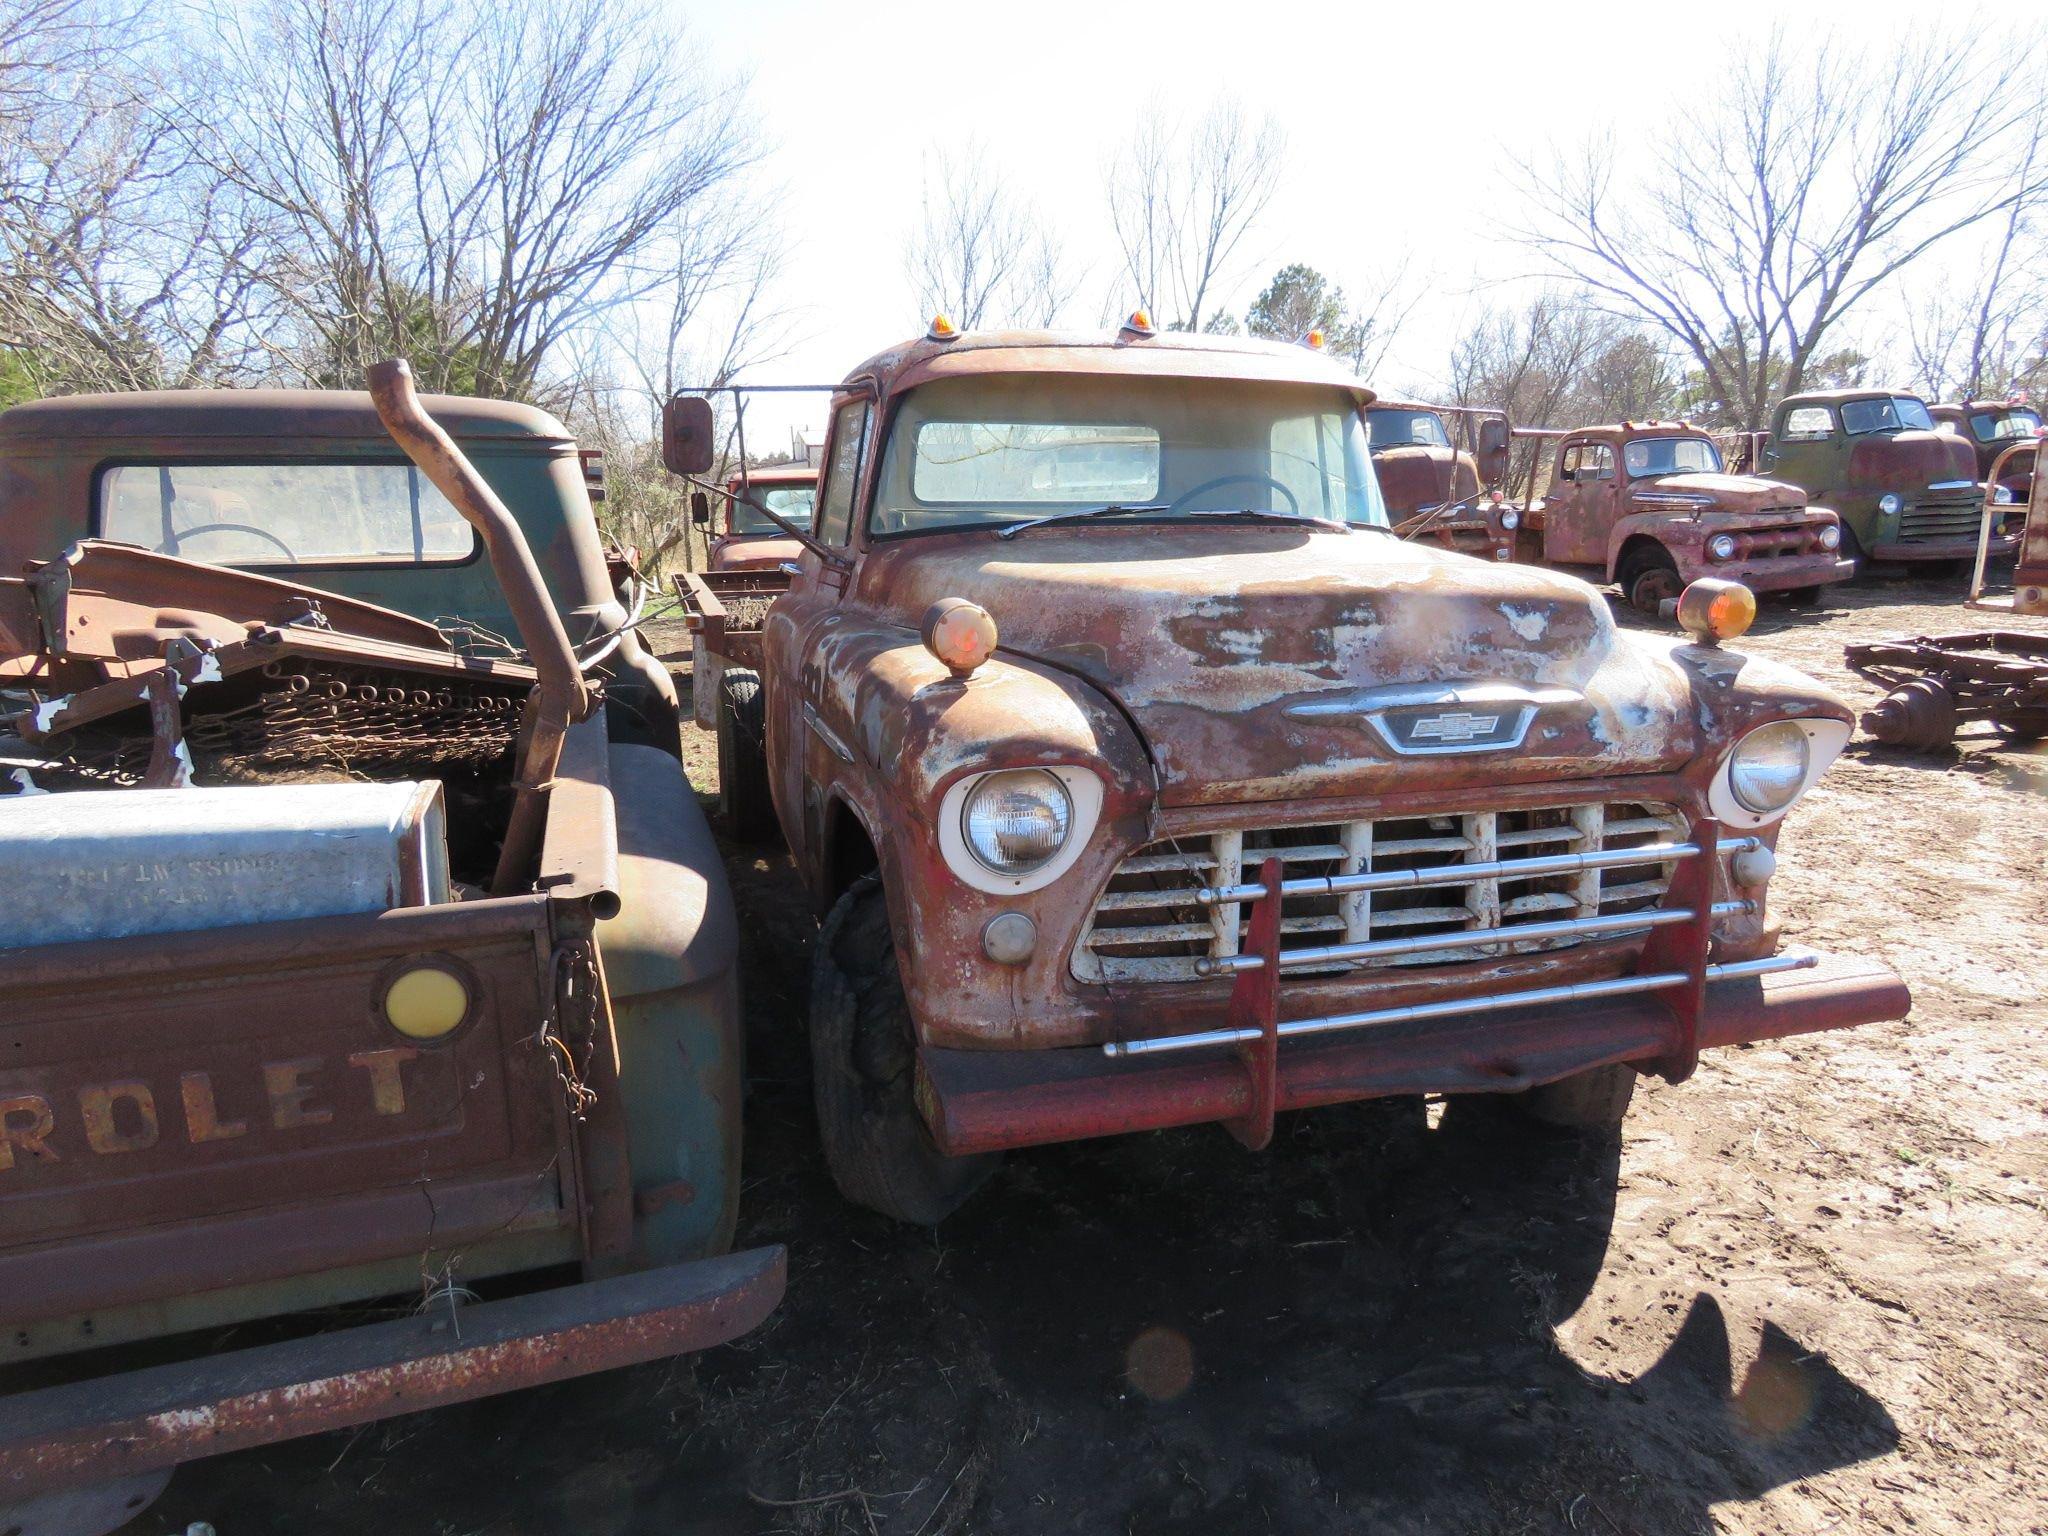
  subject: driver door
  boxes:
[1543,439,1615,566]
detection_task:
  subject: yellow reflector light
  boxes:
[383,964,471,1041]
[1304,329,1325,349]
[923,597,998,677]
[927,314,959,341]
[1675,578,1757,644]
[1123,308,1155,336]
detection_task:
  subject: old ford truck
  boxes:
[0,365,779,1532]
[706,463,819,573]
[1519,420,1854,611]
[673,322,1910,1225]
[1365,400,1516,561]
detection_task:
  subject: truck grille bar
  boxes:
[1103,950,1819,1059]
[1073,801,1718,984]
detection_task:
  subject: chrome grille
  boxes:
[1899,502,1983,541]
[1073,801,1689,984]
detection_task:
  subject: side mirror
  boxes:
[1476,417,1510,486]
[690,490,710,527]
[661,395,716,476]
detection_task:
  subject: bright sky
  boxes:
[678,0,1968,445]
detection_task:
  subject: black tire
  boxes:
[1515,1064,1638,1131]
[715,667,778,844]
[1779,584,1825,607]
[810,881,1000,1224]
[1618,546,1682,614]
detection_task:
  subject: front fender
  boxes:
[1604,510,1695,579]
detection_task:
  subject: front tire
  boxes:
[715,667,778,844]
[1619,546,1682,614]
[1515,1063,1637,1131]
[810,882,1000,1224]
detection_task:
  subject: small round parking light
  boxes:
[1707,533,1739,561]
[982,911,1039,966]
[923,598,998,678]
[1674,578,1756,646]
[379,959,473,1042]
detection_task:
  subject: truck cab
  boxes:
[1365,401,1516,561]
[674,322,1907,1229]
[708,463,817,572]
[1930,397,2040,508]
[1761,388,2014,567]
[1525,421,1853,611]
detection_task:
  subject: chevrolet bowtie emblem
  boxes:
[1406,711,1503,743]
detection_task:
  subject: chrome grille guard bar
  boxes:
[1099,818,1778,1152]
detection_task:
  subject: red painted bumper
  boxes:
[1734,555,1857,593]
[917,950,1908,1157]
[0,1246,785,1500]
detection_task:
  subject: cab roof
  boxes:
[728,463,817,486]
[1568,420,1707,439]
[0,388,574,445]
[1777,387,1926,407]
[840,327,1377,403]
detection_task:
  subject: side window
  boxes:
[1558,444,1581,484]
[1589,444,1614,480]
[814,399,872,545]
[1782,406,1834,440]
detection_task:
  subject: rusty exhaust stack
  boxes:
[367,359,593,896]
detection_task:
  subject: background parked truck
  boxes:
[1365,400,1517,561]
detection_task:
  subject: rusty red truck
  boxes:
[0,366,780,1530]
[1931,396,2040,510]
[705,462,818,573]
[1518,420,1854,612]
[671,321,1909,1226]
[1365,400,1517,561]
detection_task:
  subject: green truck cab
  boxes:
[1758,388,2014,568]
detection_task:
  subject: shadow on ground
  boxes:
[147,850,1898,1536]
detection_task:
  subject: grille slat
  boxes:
[1072,799,1688,984]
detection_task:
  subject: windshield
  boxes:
[1841,396,1936,436]
[731,484,815,535]
[1623,437,1722,478]
[1366,408,1451,450]
[1970,409,2042,442]
[869,375,1387,535]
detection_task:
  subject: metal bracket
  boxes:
[1641,816,1719,1083]
[1224,856,1284,1151]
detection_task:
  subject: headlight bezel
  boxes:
[1707,533,1740,561]
[937,764,1105,895]
[1498,507,1520,531]
[1707,717,1851,828]
[1817,523,1842,551]
[1727,720,1810,813]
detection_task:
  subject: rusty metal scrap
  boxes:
[1846,632,2048,748]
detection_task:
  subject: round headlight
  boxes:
[1817,523,1841,550]
[1994,484,2016,505]
[1727,721,1811,815]
[1707,533,1739,561]
[1498,508,1520,531]
[1878,493,1904,516]
[961,769,1073,874]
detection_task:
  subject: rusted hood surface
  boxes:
[1632,472,1805,513]
[1372,446,1475,517]
[1846,431,1977,490]
[855,528,1699,805]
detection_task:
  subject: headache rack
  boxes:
[1097,816,1816,1151]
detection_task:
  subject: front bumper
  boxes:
[0,1246,785,1501]
[1732,554,1857,593]
[1872,533,2017,562]
[918,950,1906,1156]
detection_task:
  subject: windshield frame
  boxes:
[1622,435,1724,479]
[863,374,1391,542]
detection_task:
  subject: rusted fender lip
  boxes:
[0,1245,785,1498]
[918,951,1909,1157]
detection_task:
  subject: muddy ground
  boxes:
[147,577,2047,1535]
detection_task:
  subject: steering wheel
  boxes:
[169,522,299,563]
[1167,473,1300,515]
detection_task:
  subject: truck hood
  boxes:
[1632,472,1807,515]
[1846,430,1979,492]
[1373,445,1477,518]
[853,527,1699,805]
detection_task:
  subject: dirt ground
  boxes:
[145,577,2048,1536]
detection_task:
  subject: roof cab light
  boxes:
[1674,578,1756,646]
[1120,308,1156,338]
[1302,329,1325,350]
[927,314,959,342]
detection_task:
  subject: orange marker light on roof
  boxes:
[1304,329,1325,350]
[1674,578,1756,646]
[927,314,959,341]
[923,598,998,678]
[1122,308,1155,337]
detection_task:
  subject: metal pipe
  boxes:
[1193,900,1754,976]
[1103,950,1819,1058]
[367,360,591,897]
[1198,836,1759,907]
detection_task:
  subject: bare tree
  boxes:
[197,0,764,401]
[1519,33,2048,429]
[1105,100,1284,331]
[905,143,1023,330]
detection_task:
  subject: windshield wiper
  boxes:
[1186,507,1355,533]
[994,502,1170,539]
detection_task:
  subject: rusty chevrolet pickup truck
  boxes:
[1365,399,1516,561]
[672,321,1910,1226]
[0,365,780,1532]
